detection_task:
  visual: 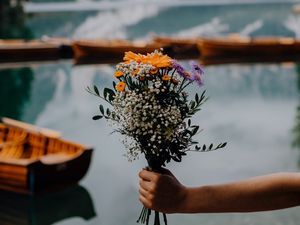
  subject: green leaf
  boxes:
[99,105,104,114]
[94,85,100,96]
[192,126,199,135]
[172,156,181,162]
[107,88,115,102]
[195,93,199,103]
[190,101,196,109]
[200,90,206,102]
[220,142,227,148]
[106,108,111,116]
[92,115,103,120]
[103,88,108,100]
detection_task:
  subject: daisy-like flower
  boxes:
[143,51,172,68]
[162,74,171,81]
[124,51,144,63]
[116,81,126,92]
[150,68,158,74]
[114,71,124,78]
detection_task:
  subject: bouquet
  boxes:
[88,50,226,225]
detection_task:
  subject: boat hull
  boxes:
[72,40,163,64]
[200,37,300,65]
[0,149,93,194]
[0,39,73,63]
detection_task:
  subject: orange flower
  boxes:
[150,68,158,74]
[143,52,172,68]
[114,71,124,78]
[162,74,171,81]
[123,51,172,68]
[132,69,139,76]
[123,51,143,63]
[115,81,126,92]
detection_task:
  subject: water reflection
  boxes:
[0,67,33,120]
[0,185,96,225]
[0,1,35,120]
[292,64,300,166]
[0,0,33,40]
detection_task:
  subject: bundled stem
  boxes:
[137,162,167,225]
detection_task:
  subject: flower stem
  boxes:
[154,211,160,225]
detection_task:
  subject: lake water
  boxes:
[1,1,300,225]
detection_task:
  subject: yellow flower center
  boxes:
[162,74,171,81]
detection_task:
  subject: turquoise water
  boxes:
[1,2,300,225]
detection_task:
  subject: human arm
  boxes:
[138,169,300,214]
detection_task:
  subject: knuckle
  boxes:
[149,184,157,193]
[138,170,144,178]
[148,194,155,202]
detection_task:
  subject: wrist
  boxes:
[176,185,193,213]
[179,185,214,213]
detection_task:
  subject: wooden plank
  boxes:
[0,163,28,175]
[1,117,61,138]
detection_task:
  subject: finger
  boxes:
[139,195,152,209]
[139,179,154,192]
[139,169,159,181]
[139,187,148,198]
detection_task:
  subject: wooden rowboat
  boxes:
[0,118,93,194]
[199,36,300,65]
[153,36,201,59]
[72,39,163,64]
[0,39,73,63]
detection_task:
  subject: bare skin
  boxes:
[139,169,300,214]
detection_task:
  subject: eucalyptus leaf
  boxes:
[93,115,103,120]
[188,119,191,127]
[99,105,104,114]
[195,93,199,103]
[94,85,100,96]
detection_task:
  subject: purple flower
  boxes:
[189,61,204,75]
[189,61,204,86]
[171,59,193,81]
[191,71,203,86]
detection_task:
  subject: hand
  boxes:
[138,168,187,213]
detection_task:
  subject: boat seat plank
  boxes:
[40,152,80,165]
